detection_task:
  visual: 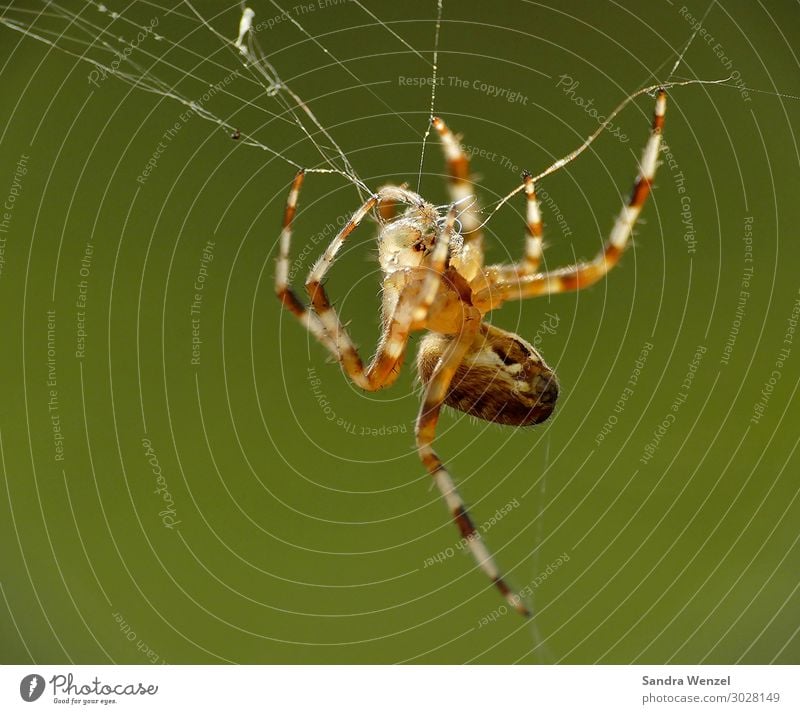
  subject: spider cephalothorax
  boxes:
[276,90,667,616]
[377,195,442,270]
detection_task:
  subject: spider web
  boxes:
[0,0,376,195]
[3,2,793,232]
[3,0,798,662]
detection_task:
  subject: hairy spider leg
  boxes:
[275,170,340,354]
[375,182,410,222]
[520,171,546,274]
[485,171,547,281]
[415,306,531,617]
[472,89,667,311]
[432,116,485,276]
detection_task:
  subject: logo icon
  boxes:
[20,674,45,702]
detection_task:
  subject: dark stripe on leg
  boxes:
[454,506,477,538]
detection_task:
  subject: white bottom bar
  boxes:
[1,665,797,713]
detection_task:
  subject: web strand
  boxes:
[0,1,372,192]
[183,1,369,197]
[471,77,735,235]
[417,0,444,192]
[666,0,717,82]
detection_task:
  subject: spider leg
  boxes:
[473,89,667,311]
[375,182,407,222]
[485,171,545,280]
[432,117,484,273]
[275,171,451,390]
[519,171,545,274]
[275,170,339,355]
[416,312,530,617]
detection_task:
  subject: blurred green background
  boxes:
[0,0,798,664]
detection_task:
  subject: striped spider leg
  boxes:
[472,89,668,310]
[275,88,667,617]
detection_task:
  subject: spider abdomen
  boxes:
[417,324,558,426]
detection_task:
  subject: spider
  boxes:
[275,89,667,617]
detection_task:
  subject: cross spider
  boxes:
[275,89,667,616]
